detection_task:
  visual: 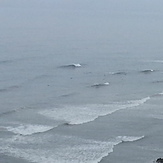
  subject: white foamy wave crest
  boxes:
[40,104,114,125]
[72,63,82,67]
[39,97,150,125]
[5,124,54,136]
[91,82,109,88]
[0,134,144,163]
[127,97,150,107]
[60,63,82,68]
[116,135,144,142]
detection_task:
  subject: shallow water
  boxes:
[1,0,163,163]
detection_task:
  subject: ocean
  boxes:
[0,0,163,163]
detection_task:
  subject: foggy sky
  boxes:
[1,0,163,60]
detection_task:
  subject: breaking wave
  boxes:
[116,135,144,142]
[59,63,82,69]
[39,97,150,125]
[140,69,155,74]
[91,82,109,88]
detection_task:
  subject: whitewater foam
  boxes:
[116,135,144,142]
[72,63,82,67]
[127,97,150,106]
[39,97,150,125]
[5,124,54,136]
[0,134,144,163]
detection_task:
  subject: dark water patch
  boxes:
[155,158,163,163]
[60,92,78,98]
[0,110,17,117]
[59,63,82,69]
[0,88,7,92]
[0,154,29,163]
[151,92,163,97]
[8,85,20,89]
[140,69,155,74]
[0,107,25,117]
[62,122,73,126]
[0,85,21,93]
[0,60,13,65]
[152,80,163,84]
[112,71,127,75]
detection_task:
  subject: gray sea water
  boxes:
[1,0,163,163]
